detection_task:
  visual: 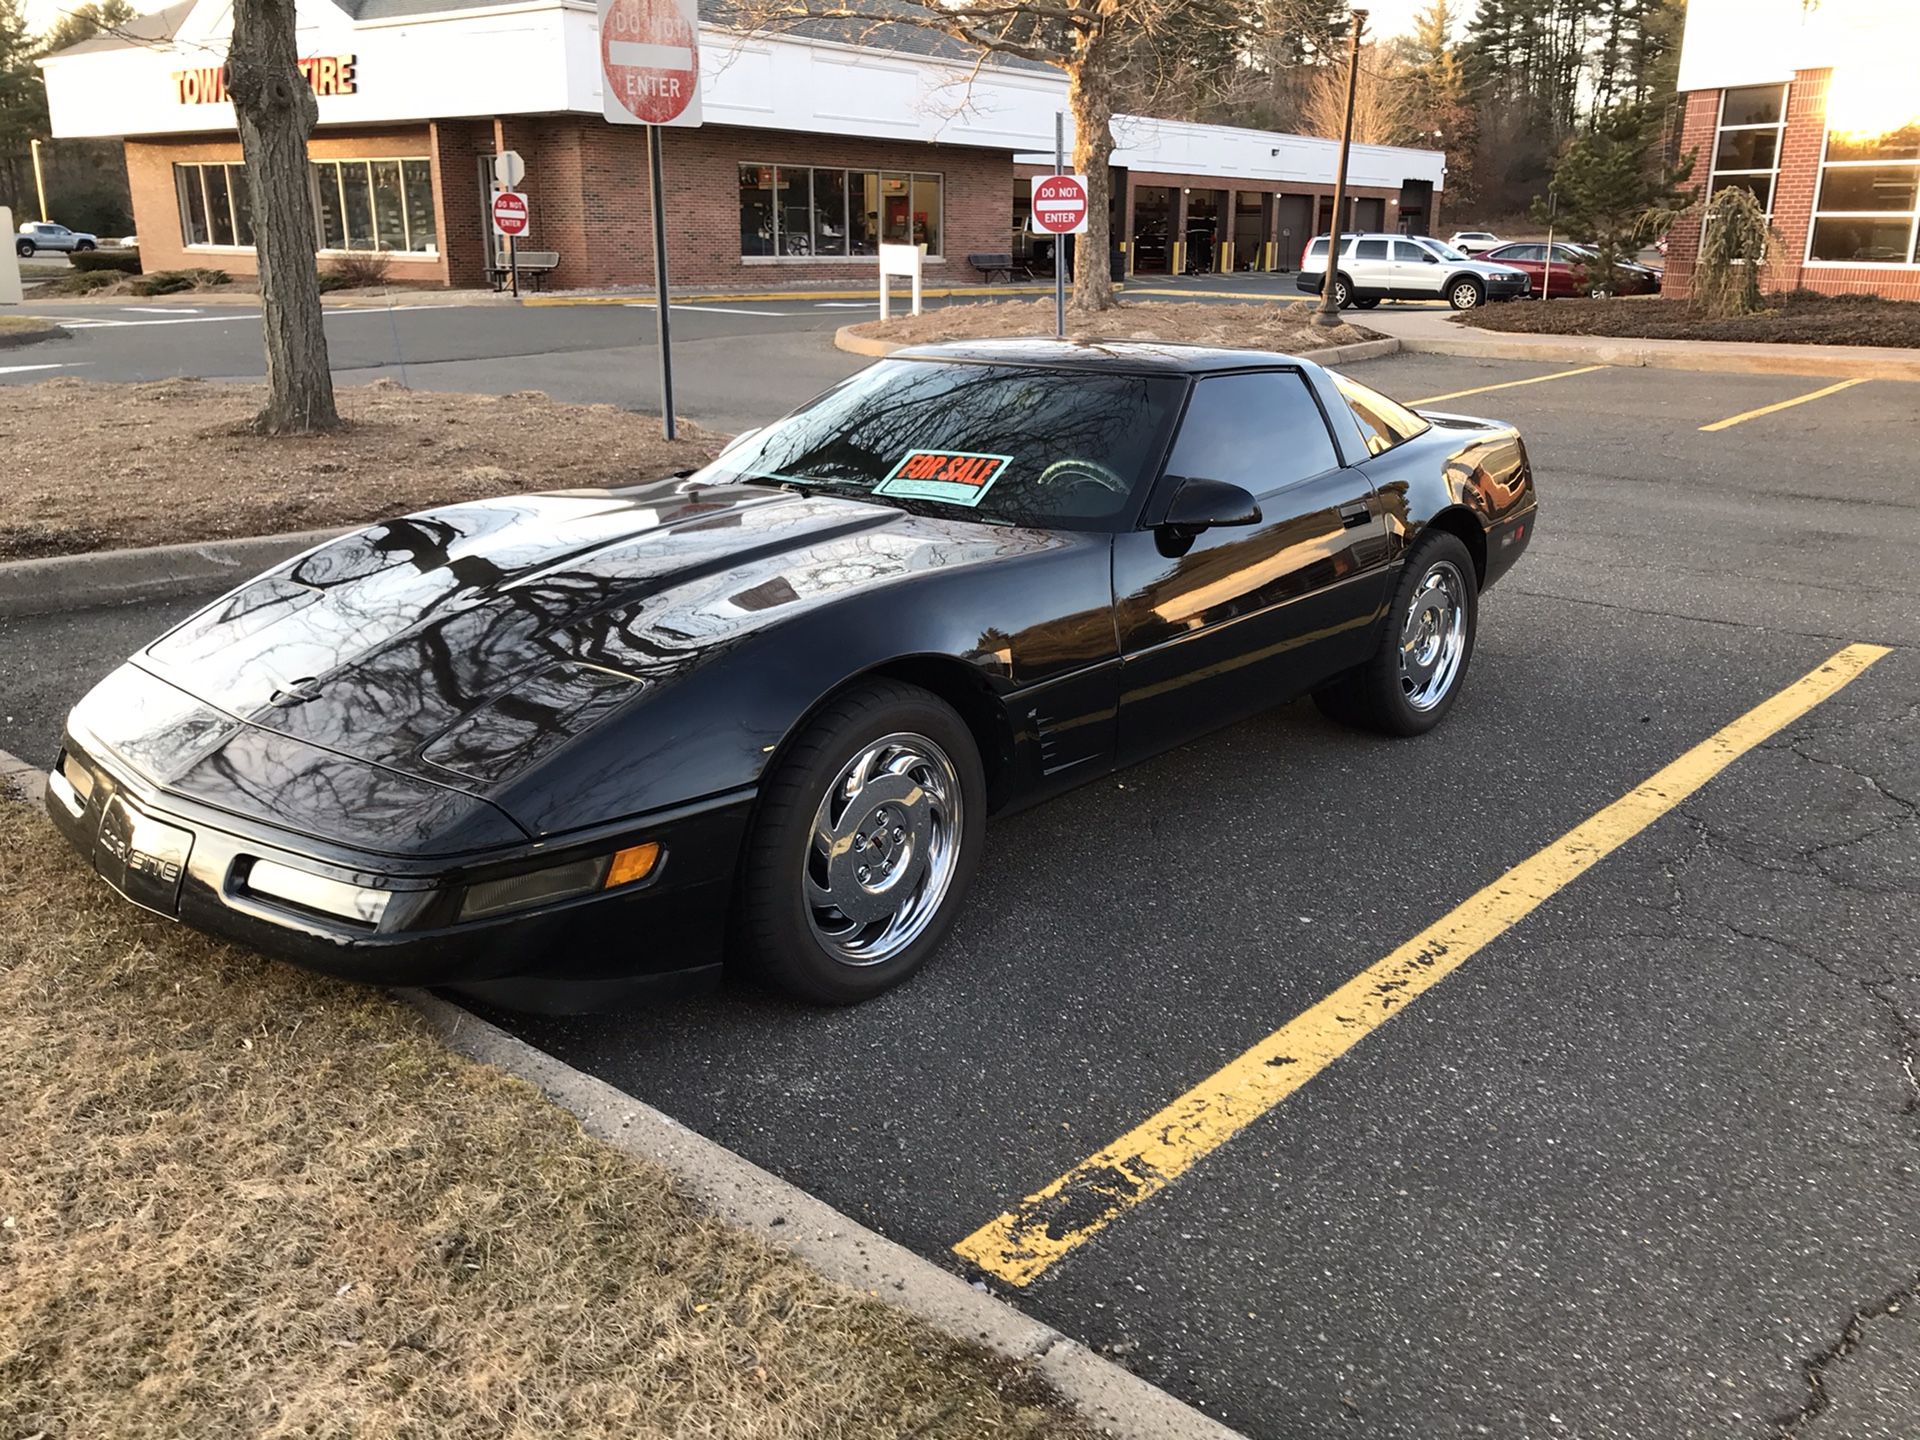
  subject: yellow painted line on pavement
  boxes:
[522,283,1083,307]
[1409,365,1608,406]
[1699,377,1868,432]
[1125,287,1305,302]
[953,643,1892,1287]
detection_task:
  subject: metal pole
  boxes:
[648,123,677,440]
[31,139,48,222]
[1540,186,1555,302]
[1311,9,1367,329]
[1053,111,1066,339]
[508,232,519,299]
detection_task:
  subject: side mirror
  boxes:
[1161,476,1261,533]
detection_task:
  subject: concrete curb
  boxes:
[0,527,349,618]
[1396,328,1920,380]
[834,322,1401,367]
[0,321,66,349]
[409,993,1248,1440]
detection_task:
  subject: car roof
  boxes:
[887,337,1332,377]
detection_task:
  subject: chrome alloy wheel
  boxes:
[805,732,964,967]
[1400,559,1468,711]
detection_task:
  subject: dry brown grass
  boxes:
[846,297,1377,351]
[0,798,1091,1440]
[0,380,727,561]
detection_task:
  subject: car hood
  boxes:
[129,478,1045,805]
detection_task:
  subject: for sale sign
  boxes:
[1030,174,1090,235]
[599,0,702,127]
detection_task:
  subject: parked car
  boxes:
[1297,232,1532,310]
[1448,231,1505,255]
[1482,241,1663,297]
[15,221,99,256]
[47,340,1538,1010]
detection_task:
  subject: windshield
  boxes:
[694,359,1184,529]
[1420,238,1473,262]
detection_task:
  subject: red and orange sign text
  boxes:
[172,55,358,105]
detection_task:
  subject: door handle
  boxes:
[1339,502,1371,529]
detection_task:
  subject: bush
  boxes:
[51,270,122,293]
[70,249,141,274]
[315,271,354,293]
[125,268,228,296]
[326,250,392,288]
[1693,188,1779,319]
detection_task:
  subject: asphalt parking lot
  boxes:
[2,351,1915,1438]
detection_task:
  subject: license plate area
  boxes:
[96,794,194,916]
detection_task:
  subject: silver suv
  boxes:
[15,222,100,257]
[1296,232,1531,310]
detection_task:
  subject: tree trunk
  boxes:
[227,0,338,434]
[1066,50,1117,312]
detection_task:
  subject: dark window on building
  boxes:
[741,165,942,259]
[1710,82,1788,216]
[1164,372,1340,498]
[1811,119,1920,265]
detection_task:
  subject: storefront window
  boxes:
[813,168,849,256]
[340,163,375,249]
[175,164,210,246]
[230,171,255,248]
[205,165,235,246]
[741,164,942,259]
[372,162,408,251]
[1810,121,1920,264]
[310,158,438,253]
[402,160,435,253]
[1709,83,1788,214]
[314,165,346,250]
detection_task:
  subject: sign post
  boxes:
[490,189,530,298]
[1029,128,1090,341]
[878,243,924,321]
[599,0,702,439]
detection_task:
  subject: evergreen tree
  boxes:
[1534,102,1693,287]
[0,0,47,214]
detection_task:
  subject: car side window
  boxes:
[1392,240,1429,262]
[1355,238,1389,260]
[1551,246,1582,263]
[1331,372,1432,457]
[1163,372,1340,500]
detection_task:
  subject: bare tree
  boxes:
[1299,42,1414,146]
[722,0,1235,312]
[226,0,337,433]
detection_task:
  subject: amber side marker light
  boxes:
[605,842,662,889]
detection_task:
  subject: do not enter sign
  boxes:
[599,0,702,127]
[491,190,530,237]
[1031,174,1090,235]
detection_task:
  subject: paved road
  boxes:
[3,271,1367,431]
[4,352,1914,1438]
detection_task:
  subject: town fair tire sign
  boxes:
[599,0,701,127]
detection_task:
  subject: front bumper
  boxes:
[1485,273,1531,300]
[46,733,751,1002]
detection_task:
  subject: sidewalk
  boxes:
[1359,303,1920,380]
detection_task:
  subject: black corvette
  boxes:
[47,340,1536,1008]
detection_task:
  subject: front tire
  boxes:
[1315,531,1479,737]
[1331,273,1353,309]
[740,679,986,1004]
[1448,278,1485,310]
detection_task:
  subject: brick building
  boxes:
[1663,0,1920,303]
[40,0,1445,292]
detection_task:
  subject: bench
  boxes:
[967,252,1034,284]
[488,250,561,291]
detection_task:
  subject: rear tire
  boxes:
[1448,278,1485,310]
[74,240,96,252]
[1315,531,1479,737]
[1352,296,1381,309]
[739,679,986,1004]
[15,239,33,258]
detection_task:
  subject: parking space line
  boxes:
[953,642,1892,1287]
[1408,366,1608,406]
[1699,378,1867,432]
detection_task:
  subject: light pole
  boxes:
[1311,9,1368,329]
[30,139,49,222]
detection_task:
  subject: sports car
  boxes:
[46,340,1537,1009]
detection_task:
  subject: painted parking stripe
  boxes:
[1408,365,1608,406]
[1699,378,1868,432]
[0,362,83,375]
[953,642,1892,1287]
[624,302,789,317]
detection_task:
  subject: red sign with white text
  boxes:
[1031,174,1090,235]
[491,190,530,238]
[599,0,702,127]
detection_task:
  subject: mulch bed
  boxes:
[1456,290,1920,348]
[846,297,1378,350]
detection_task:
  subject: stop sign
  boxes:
[491,190,530,237]
[599,0,702,127]
[1031,174,1090,235]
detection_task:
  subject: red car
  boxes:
[1482,242,1662,298]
